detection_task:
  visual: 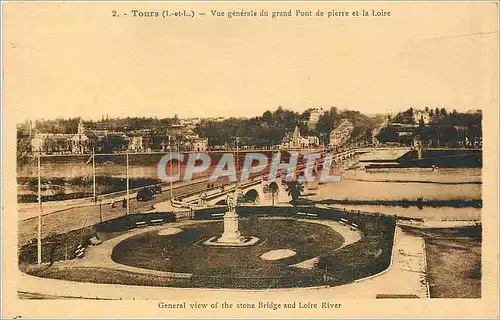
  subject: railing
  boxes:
[169,148,361,209]
[171,148,361,209]
[23,147,360,213]
[171,177,265,209]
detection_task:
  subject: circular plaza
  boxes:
[20,207,397,290]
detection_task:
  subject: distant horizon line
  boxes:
[18,105,482,123]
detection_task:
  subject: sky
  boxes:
[3,2,498,122]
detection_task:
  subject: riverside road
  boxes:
[17,178,228,247]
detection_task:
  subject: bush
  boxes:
[317,214,396,282]
[19,227,97,265]
[93,212,176,233]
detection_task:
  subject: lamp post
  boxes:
[177,140,180,178]
[99,199,103,222]
[126,152,129,215]
[37,154,42,265]
[236,137,239,179]
[230,136,240,186]
[169,151,173,199]
[92,147,96,203]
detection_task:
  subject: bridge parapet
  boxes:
[169,147,367,209]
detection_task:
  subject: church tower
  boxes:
[77,118,86,134]
[292,125,302,148]
[293,125,301,139]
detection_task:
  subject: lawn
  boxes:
[111,218,345,278]
[23,209,397,289]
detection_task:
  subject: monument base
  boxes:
[202,236,260,247]
[217,230,245,244]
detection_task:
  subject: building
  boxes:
[329,119,354,148]
[179,118,201,126]
[307,108,327,130]
[281,125,320,149]
[168,124,209,151]
[31,118,93,155]
[128,136,147,152]
[29,116,211,155]
[70,119,92,154]
[413,110,431,124]
[306,136,320,146]
[191,137,209,151]
[31,133,72,154]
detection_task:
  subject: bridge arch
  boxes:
[215,199,227,206]
[244,189,259,201]
[268,182,279,193]
[242,189,259,203]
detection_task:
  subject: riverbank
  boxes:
[400,226,481,298]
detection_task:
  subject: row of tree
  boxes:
[379,107,482,147]
[391,107,481,126]
[19,116,175,135]
[196,107,376,147]
[16,106,380,159]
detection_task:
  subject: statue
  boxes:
[226,190,238,212]
[203,185,260,247]
[198,192,207,206]
[218,188,244,243]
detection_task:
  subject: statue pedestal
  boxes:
[202,189,259,247]
[203,205,260,247]
[217,210,245,244]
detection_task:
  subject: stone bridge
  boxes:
[170,147,365,210]
[171,177,291,208]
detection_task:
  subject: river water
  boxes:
[305,168,481,201]
[17,159,481,212]
[305,167,481,221]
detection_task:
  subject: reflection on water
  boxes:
[17,162,481,206]
[326,204,481,221]
[308,167,482,221]
[310,179,481,201]
[17,162,162,179]
[345,168,481,184]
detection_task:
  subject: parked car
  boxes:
[136,187,155,201]
[152,184,162,194]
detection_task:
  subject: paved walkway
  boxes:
[301,219,362,249]
[57,218,360,276]
[59,220,215,277]
[18,225,429,299]
[398,220,480,228]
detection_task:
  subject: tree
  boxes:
[408,107,414,120]
[299,109,311,121]
[316,108,338,138]
[440,108,448,117]
[285,180,304,213]
[262,110,273,125]
[268,182,279,207]
[419,116,425,127]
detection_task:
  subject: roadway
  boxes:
[17,178,228,247]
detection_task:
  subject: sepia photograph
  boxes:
[2,1,498,319]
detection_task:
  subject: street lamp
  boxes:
[230,136,240,184]
[99,198,103,222]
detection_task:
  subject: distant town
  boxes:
[16,106,482,158]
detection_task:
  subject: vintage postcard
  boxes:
[2,1,498,319]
